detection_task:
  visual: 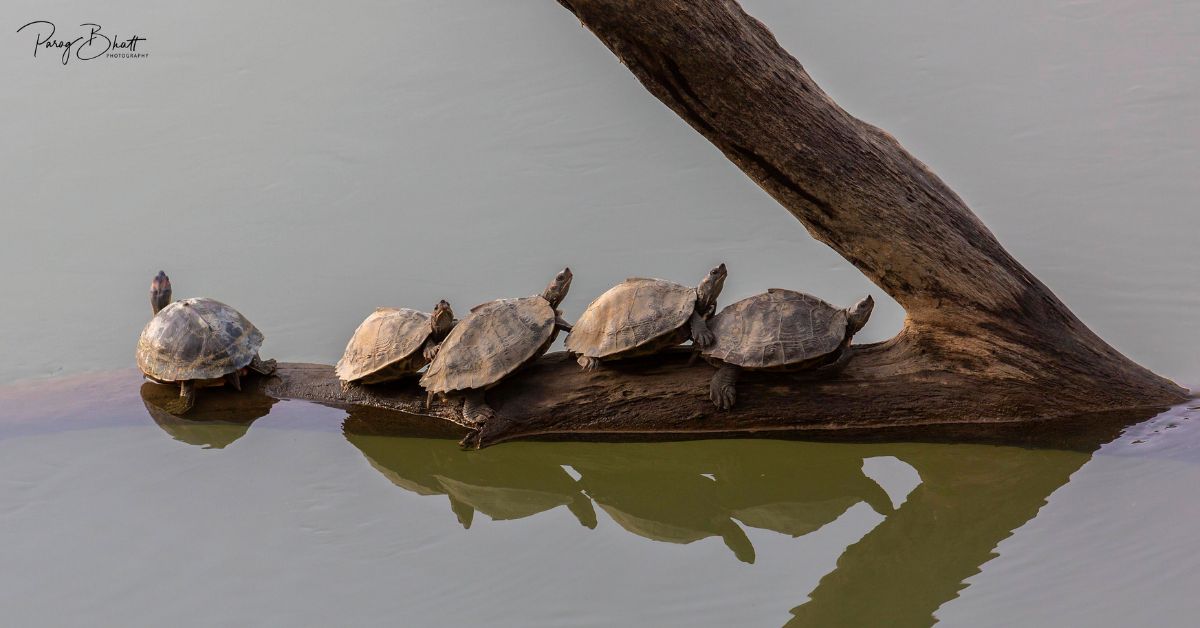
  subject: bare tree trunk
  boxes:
[252,0,1186,447]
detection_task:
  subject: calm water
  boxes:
[2,0,1199,625]
[1,373,1198,627]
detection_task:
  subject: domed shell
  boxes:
[420,296,555,393]
[565,278,696,359]
[335,308,433,383]
[136,298,264,382]
[702,289,847,369]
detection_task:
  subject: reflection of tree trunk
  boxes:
[251,1,1187,447]
[786,444,1091,627]
[339,413,1146,625]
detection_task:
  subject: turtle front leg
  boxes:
[247,355,277,375]
[226,370,242,392]
[710,364,740,410]
[421,338,442,362]
[555,310,573,333]
[689,311,715,349]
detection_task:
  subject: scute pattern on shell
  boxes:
[703,289,847,369]
[565,278,696,358]
[136,298,264,382]
[335,308,433,382]
[420,296,555,393]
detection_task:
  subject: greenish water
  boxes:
[1,371,1197,627]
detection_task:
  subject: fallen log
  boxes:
[260,0,1187,446]
[246,352,1175,449]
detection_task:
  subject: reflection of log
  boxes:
[340,420,1135,623]
[252,1,1186,446]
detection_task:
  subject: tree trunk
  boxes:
[256,0,1187,447]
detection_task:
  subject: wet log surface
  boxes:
[241,0,1190,446]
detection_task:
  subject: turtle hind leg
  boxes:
[460,390,493,429]
[710,364,740,410]
[166,381,197,415]
[247,355,277,375]
[459,390,518,450]
[577,355,602,371]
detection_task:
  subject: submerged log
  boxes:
[260,0,1187,446]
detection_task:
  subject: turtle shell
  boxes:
[136,298,264,382]
[335,308,433,383]
[420,296,556,394]
[565,278,696,359]
[702,289,847,369]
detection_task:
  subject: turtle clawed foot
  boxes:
[422,343,441,362]
[459,429,481,449]
[577,355,602,371]
[693,329,715,350]
[460,405,493,430]
[710,383,736,410]
[459,415,516,450]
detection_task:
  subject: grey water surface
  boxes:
[1,1,1198,626]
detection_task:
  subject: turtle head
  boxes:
[846,295,874,335]
[150,270,172,315]
[542,267,573,308]
[431,300,455,337]
[696,263,727,314]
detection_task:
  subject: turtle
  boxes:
[335,300,456,388]
[420,267,574,448]
[565,263,727,370]
[136,271,277,414]
[702,290,874,410]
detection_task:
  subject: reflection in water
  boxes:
[344,409,1149,628]
[140,382,276,449]
[346,429,595,530]
[783,444,1090,627]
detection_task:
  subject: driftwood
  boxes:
[252,0,1187,446]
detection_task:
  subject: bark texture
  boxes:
[258,0,1187,446]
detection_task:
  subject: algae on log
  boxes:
[260,0,1186,446]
